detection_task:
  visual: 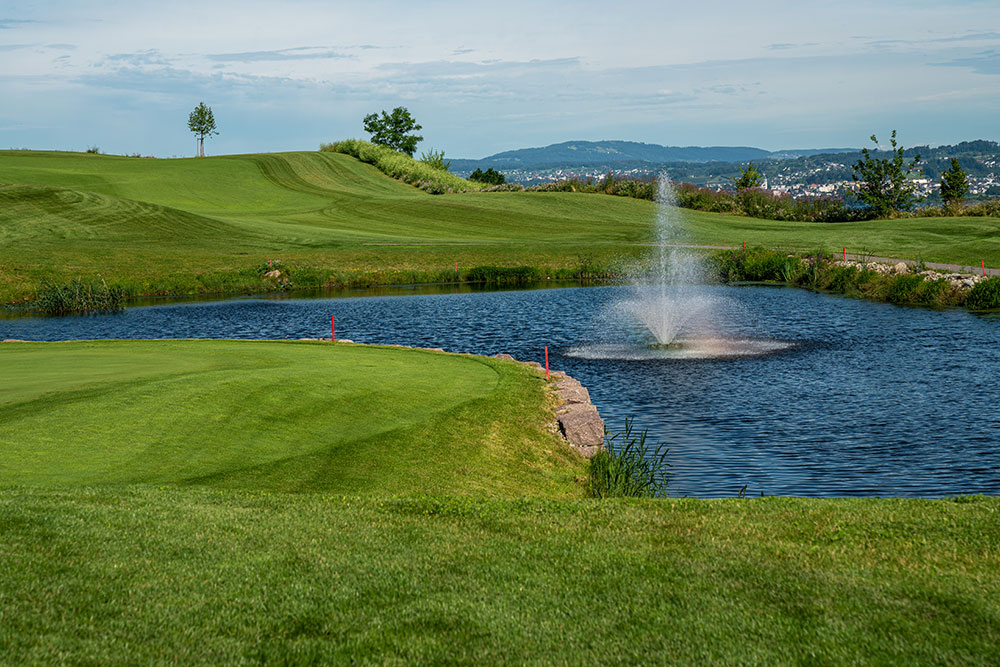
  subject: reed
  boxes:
[588,419,669,498]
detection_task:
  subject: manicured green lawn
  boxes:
[1,339,998,662]
[0,340,583,497]
[3,149,998,304]
[1,487,997,664]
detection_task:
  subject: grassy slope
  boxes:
[1,487,997,663]
[0,150,655,301]
[0,340,583,497]
[4,149,998,304]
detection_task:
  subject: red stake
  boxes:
[331,315,335,342]
[268,258,272,268]
[742,240,745,250]
[455,261,458,279]
[844,247,847,262]
[544,346,549,381]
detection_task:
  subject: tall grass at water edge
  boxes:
[32,279,131,315]
[589,419,670,498]
[709,245,1000,309]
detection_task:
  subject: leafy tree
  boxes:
[939,157,969,210]
[363,107,423,156]
[732,162,763,191]
[469,167,506,185]
[419,148,450,171]
[851,130,922,216]
[187,102,218,157]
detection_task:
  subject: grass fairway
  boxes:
[1,488,997,663]
[1,340,999,662]
[0,340,583,497]
[3,149,999,304]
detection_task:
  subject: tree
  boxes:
[187,102,218,157]
[469,167,505,185]
[940,157,969,210]
[363,107,423,156]
[419,148,450,171]
[732,162,763,191]
[851,130,922,217]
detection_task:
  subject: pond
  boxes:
[3,284,998,498]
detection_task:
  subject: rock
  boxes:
[525,361,544,371]
[337,338,354,344]
[3,339,27,342]
[493,353,516,361]
[558,403,604,449]
[264,269,282,279]
[554,378,590,405]
[893,262,909,275]
[426,347,445,352]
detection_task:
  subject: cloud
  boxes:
[934,50,1000,75]
[206,46,352,63]
[0,43,32,51]
[766,42,817,50]
[0,18,37,30]
[452,48,474,55]
[105,49,172,66]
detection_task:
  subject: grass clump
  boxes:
[33,278,131,314]
[465,265,541,284]
[588,419,669,498]
[966,276,1000,310]
[321,139,481,194]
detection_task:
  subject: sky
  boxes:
[1,0,999,158]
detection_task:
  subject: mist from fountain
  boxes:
[566,177,795,360]
[620,178,719,347]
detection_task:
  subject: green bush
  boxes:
[321,140,480,194]
[966,276,1000,309]
[588,419,669,498]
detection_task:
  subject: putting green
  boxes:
[0,340,584,496]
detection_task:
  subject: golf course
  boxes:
[2,149,1000,306]
[2,149,1000,663]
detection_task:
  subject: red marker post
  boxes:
[331,315,335,342]
[844,247,847,262]
[983,260,987,277]
[544,346,549,381]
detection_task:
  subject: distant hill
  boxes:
[452,140,858,172]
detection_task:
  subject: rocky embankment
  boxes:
[493,354,605,459]
[832,260,987,289]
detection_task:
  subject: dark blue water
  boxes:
[3,285,998,498]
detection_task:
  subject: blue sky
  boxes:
[1,0,999,158]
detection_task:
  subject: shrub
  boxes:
[966,276,1000,310]
[419,148,450,171]
[469,168,506,185]
[884,274,924,305]
[588,419,669,498]
[320,139,480,194]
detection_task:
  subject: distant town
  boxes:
[453,139,1000,204]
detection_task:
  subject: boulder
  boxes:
[558,403,604,449]
[264,269,282,279]
[493,353,516,361]
[893,262,909,275]
[554,378,590,405]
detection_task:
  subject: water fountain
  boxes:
[570,178,794,360]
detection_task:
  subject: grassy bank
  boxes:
[0,340,582,496]
[3,149,1000,308]
[711,246,1000,309]
[1,487,997,663]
